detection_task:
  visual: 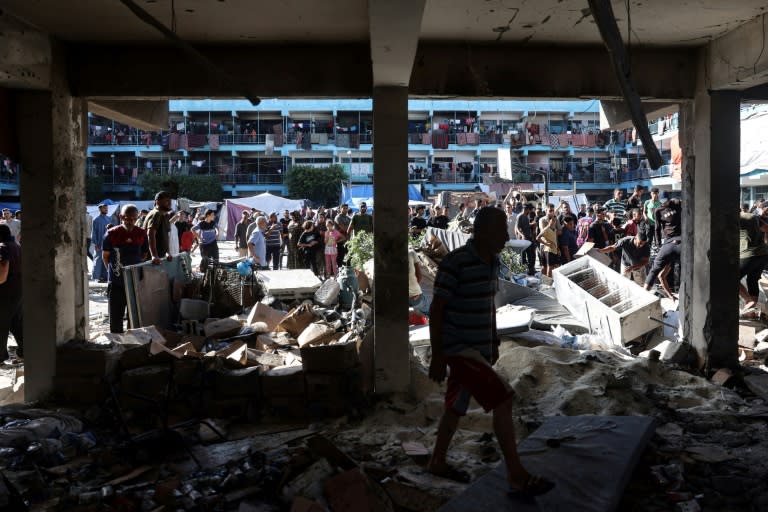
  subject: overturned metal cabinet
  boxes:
[553,256,661,345]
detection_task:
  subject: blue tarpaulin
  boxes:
[0,202,20,212]
[340,184,423,210]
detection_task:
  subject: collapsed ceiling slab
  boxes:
[87,100,169,132]
[599,100,679,131]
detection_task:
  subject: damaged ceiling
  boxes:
[1,0,766,46]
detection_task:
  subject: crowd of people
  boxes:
[404,185,685,300]
[86,195,379,333]
[233,202,373,277]
[80,181,768,338]
[0,208,23,364]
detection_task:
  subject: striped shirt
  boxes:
[603,199,627,221]
[265,223,282,247]
[433,240,499,360]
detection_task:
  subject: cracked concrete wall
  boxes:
[15,41,87,401]
[708,12,768,90]
[679,100,697,363]
[683,49,740,371]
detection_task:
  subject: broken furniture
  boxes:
[123,252,194,330]
[439,415,656,512]
[553,256,661,345]
[201,259,261,317]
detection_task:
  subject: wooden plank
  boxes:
[438,415,656,512]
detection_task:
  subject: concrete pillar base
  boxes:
[14,45,87,401]
[372,86,410,393]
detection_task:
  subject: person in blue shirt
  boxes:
[247,216,268,269]
[558,215,579,263]
[91,203,112,282]
[192,209,219,262]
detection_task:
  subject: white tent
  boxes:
[741,109,768,175]
[218,192,304,240]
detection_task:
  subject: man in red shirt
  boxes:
[102,204,149,333]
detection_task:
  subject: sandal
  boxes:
[428,465,471,483]
[507,474,555,499]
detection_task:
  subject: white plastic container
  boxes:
[553,256,661,346]
[180,298,210,321]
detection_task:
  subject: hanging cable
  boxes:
[170,0,177,34]
[625,0,631,68]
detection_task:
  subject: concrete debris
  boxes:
[639,340,697,367]
[710,368,734,386]
[34,242,767,511]
[744,374,768,401]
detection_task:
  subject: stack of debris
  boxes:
[54,274,373,426]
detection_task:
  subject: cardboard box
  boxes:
[213,366,262,398]
[247,302,287,331]
[173,358,204,387]
[300,341,359,373]
[56,341,122,378]
[263,394,307,418]
[261,366,306,396]
[119,365,170,410]
[52,376,107,404]
[305,372,348,400]
[119,343,151,370]
[305,369,363,417]
[204,396,254,419]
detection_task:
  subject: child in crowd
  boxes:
[324,219,345,278]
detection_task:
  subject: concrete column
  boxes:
[15,45,87,401]
[679,101,695,353]
[681,57,741,370]
[372,86,410,393]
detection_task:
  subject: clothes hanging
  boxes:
[168,133,180,151]
[432,131,449,149]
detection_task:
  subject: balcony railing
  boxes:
[219,173,284,185]
[89,134,162,146]
[0,172,19,185]
[219,134,268,145]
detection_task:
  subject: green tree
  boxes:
[85,176,104,204]
[137,173,224,202]
[285,164,347,206]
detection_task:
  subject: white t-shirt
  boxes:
[1,218,20,239]
[408,249,422,297]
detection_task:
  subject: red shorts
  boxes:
[445,354,514,416]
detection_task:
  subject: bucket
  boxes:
[180,299,209,321]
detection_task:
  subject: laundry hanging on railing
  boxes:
[187,134,207,148]
[431,131,449,149]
